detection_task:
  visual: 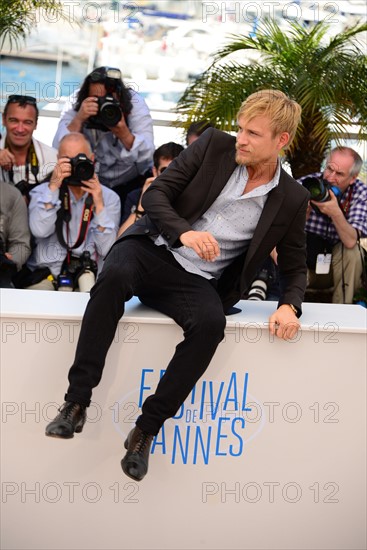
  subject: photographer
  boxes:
[299,146,367,303]
[23,133,120,291]
[52,67,154,212]
[0,181,31,288]
[0,95,57,202]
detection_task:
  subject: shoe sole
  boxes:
[45,432,74,439]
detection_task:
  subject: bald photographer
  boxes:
[19,133,120,291]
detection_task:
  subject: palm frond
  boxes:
[176,18,367,175]
[0,0,68,50]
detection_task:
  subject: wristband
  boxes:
[286,304,298,315]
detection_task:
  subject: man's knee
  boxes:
[191,305,226,342]
[100,241,138,281]
[97,261,132,290]
[332,242,361,265]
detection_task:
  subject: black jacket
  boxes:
[116,128,310,313]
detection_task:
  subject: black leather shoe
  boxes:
[45,402,86,439]
[121,426,153,481]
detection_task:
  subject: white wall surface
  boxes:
[1,290,366,550]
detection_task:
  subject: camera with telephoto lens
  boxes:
[63,154,95,187]
[247,268,271,301]
[302,176,342,214]
[0,236,17,288]
[57,251,98,292]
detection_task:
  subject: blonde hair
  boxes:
[237,89,302,146]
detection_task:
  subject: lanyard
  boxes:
[325,185,354,242]
[339,185,353,217]
[5,138,39,185]
[56,186,94,261]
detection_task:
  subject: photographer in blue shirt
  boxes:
[23,133,120,291]
[53,67,155,212]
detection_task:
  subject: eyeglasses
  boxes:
[7,95,37,105]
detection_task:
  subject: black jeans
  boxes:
[65,237,226,435]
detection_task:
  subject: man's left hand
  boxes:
[311,189,340,218]
[269,304,300,341]
[80,175,104,215]
[110,117,135,150]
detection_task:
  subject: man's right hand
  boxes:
[0,148,15,170]
[49,157,72,192]
[180,230,220,262]
[68,97,99,132]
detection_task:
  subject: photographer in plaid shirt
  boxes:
[299,146,367,304]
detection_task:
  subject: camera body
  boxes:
[63,154,95,187]
[302,176,342,214]
[247,268,271,301]
[57,251,97,292]
[87,95,122,131]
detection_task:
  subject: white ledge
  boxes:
[1,288,366,334]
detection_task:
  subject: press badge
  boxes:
[315,253,332,274]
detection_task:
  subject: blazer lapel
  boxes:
[198,149,237,217]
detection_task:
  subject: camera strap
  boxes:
[5,138,39,185]
[340,185,353,217]
[56,186,94,260]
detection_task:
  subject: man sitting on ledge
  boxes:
[45,90,310,482]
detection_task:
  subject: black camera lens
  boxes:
[86,95,122,130]
[63,154,94,186]
[302,176,330,202]
[73,156,94,181]
[98,96,122,127]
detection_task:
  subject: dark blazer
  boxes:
[118,128,310,314]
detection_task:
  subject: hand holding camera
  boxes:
[50,153,101,204]
[50,153,94,191]
[310,188,341,218]
[49,156,74,191]
[86,95,123,132]
[302,176,342,217]
[76,96,100,124]
[78,173,104,215]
